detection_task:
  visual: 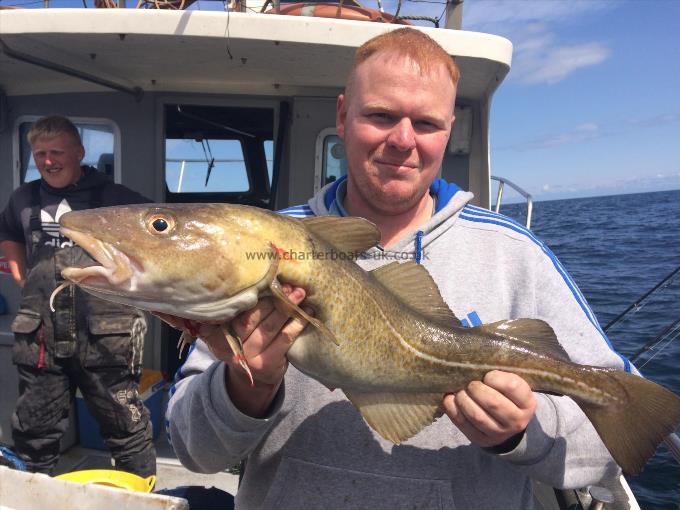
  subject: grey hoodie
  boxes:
[166,178,626,509]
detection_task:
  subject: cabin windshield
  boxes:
[164,104,275,206]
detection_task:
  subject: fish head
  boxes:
[59,203,278,320]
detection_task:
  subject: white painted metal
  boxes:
[0,10,511,99]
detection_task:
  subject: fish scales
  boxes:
[55,203,680,475]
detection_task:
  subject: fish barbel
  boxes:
[57,203,680,475]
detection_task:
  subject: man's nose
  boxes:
[386,118,416,151]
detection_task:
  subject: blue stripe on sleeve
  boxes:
[277,205,315,217]
[467,311,483,327]
[459,206,631,372]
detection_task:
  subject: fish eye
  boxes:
[146,213,175,235]
[152,218,168,232]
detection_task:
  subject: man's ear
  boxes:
[336,94,346,140]
[77,144,85,162]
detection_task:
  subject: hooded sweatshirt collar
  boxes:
[309,175,474,263]
[40,165,109,198]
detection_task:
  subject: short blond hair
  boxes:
[27,115,82,147]
[345,28,460,104]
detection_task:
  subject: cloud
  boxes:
[527,173,680,201]
[464,0,615,85]
[500,110,680,152]
[627,112,680,128]
[513,41,611,85]
[501,122,602,151]
[463,0,610,30]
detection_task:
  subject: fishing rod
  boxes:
[603,265,680,333]
[630,317,680,365]
[599,266,680,467]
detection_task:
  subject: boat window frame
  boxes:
[156,95,280,206]
[314,127,344,194]
[12,115,122,190]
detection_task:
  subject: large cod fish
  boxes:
[57,203,680,475]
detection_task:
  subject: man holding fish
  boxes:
[54,28,680,508]
[157,28,644,508]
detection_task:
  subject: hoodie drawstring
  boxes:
[415,231,423,264]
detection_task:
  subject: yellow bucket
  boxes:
[56,469,156,492]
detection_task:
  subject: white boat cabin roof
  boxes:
[0,9,511,99]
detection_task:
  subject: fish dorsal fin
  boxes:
[344,391,445,444]
[301,216,380,256]
[475,319,569,362]
[371,261,461,327]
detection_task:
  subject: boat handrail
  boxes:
[490,175,533,229]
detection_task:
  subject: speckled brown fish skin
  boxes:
[59,203,680,475]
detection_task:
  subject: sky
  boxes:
[9,0,680,202]
[454,0,680,201]
[380,0,680,201]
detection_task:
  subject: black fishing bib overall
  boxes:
[10,181,155,477]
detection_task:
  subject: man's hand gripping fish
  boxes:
[55,203,680,475]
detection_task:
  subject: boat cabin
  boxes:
[0,7,512,437]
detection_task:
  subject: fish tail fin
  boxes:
[580,370,680,474]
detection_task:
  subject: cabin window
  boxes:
[264,140,274,185]
[315,129,347,193]
[165,139,249,193]
[18,120,117,184]
[164,104,275,206]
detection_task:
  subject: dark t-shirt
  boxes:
[0,166,150,262]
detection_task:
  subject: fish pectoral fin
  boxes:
[301,216,380,256]
[177,331,196,359]
[371,262,461,327]
[475,319,569,361]
[269,279,340,346]
[220,324,254,386]
[344,391,445,444]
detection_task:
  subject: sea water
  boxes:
[504,189,680,509]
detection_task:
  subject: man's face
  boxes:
[337,52,456,216]
[32,133,84,189]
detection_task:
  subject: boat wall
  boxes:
[0,83,488,446]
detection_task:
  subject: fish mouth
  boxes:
[59,227,138,288]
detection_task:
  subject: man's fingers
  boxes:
[444,372,537,448]
[232,298,277,341]
[261,306,312,361]
[237,306,311,385]
[237,287,307,353]
[443,393,492,446]
[453,385,505,436]
[231,285,306,343]
[483,370,536,410]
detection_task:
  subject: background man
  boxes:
[165,29,627,508]
[0,115,156,477]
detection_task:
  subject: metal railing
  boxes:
[490,175,534,229]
